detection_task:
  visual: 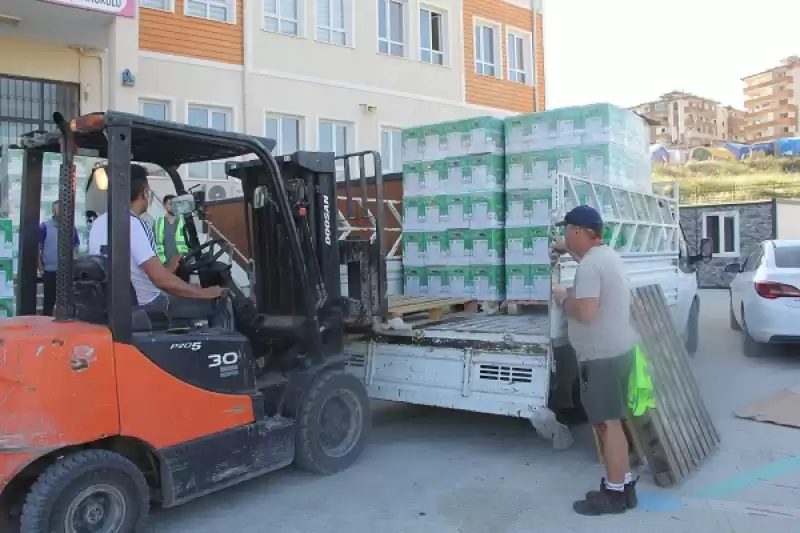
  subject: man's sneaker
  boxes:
[585,477,639,509]
[573,487,627,516]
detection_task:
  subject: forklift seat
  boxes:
[73,255,156,331]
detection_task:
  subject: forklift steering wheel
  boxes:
[179,239,227,273]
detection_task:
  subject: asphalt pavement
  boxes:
[149,289,800,533]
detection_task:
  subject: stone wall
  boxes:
[680,201,775,288]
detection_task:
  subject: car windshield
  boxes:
[773,245,800,268]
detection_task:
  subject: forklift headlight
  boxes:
[93,167,109,191]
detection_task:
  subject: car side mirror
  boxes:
[724,263,742,273]
[699,238,713,263]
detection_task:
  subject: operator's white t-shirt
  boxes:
[88,212,162,305]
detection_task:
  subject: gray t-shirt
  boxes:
[162,218,179,263]
[567,245,639,361]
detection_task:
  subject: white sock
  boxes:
[624,472,633,485]
[606,481,625,492]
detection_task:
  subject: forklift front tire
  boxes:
[20,449,150,533]
[295,370,370,475]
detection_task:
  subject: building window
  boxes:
[419,7,444,65]
[319,120,351,174]
[185,0,233,22]
[703,211,739,257]
[0,75,79,147]
[316,0,348,45]
[140,0,172,9]
[474,21,500,77]
[378,0,406,57]
[264,0,299,36]
[187,105,232,179]
[381,127,402,173]
[139,99,169,121]
[265,114,302,156]
[507,30,531,84]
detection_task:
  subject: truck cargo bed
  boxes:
[373,310,550,346]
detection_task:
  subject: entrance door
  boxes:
[0,75,79,146]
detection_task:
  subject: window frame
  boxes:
[0,74,80,147]
[377,0,408,58]
[506,26,533,85]
[139,0,174,11]
[184,0,236,24]
[138,98,173,122]
[315,0,351,46]
[263,0,302,37]
[702,210,740,258]
[265,112,304,156]
[185,103,234,180]
[473,18,502,79]
[380,126,403,174]
[419,5,447,66]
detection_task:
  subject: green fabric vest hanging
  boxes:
[627,345,656,417]
[155,216,189,263]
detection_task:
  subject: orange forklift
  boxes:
[0,112,381,532]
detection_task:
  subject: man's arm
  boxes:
[140,258,219,299]
[561,264,600,323]
[132,221,219,300]
[38,223,46,272]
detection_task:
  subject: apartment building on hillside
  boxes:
[631,91,745,148]
[742,56,800,142]
[0,0,544,196]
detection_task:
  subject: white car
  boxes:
[727,239,800,357]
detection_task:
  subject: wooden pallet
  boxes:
[387,296,478,326]
[624,285,720,487]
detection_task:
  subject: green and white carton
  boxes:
[402,231,427,266]
[505,104,649,154]
[426,231,450,264]
[403,116,505,163]
[471,229,505,265]
[437,194,471,230]
[472,265,505,301]
[404,267,428,297]
[530,265,551,301]
[505,226,550,265]
[469,191,505,229]
[447,229,472,266]
[505,188,553,228]
[443,154,505,193]
[443,266,473,298]
[506,264,550,301]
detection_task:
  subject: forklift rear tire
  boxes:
[20,449,150,533]
[295,370,370,475]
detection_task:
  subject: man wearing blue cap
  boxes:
[552,205,639,515]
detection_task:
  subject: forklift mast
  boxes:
[226,149,387,340]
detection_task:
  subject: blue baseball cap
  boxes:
[556,205,603,232]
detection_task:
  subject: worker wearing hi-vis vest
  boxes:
[154,195,190,282]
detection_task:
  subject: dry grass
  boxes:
[652,157,800,205]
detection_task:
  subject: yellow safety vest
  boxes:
[154,216,189,263]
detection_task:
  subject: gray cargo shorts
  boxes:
[580,349,635,426]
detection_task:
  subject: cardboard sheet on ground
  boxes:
[735,385,800,428]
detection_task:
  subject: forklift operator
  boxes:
[88,164,228,322]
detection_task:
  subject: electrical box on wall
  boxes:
[121,69,136,87]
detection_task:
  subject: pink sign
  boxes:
[40,0,135,18]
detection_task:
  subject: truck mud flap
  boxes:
[628,285,720,487]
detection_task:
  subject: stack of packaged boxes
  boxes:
[401,117,507,301]
[503,103,652,302]
[0,149,97,317]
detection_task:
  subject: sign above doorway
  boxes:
[39,0,135,18]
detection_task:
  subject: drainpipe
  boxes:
[72,47,107,112]
[531,0,543,111]
[242,0,251,135]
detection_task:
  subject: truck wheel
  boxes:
[295,370,370,475]
[20,450,149,533]
[729,293,741,331]
[685,297,700,356]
